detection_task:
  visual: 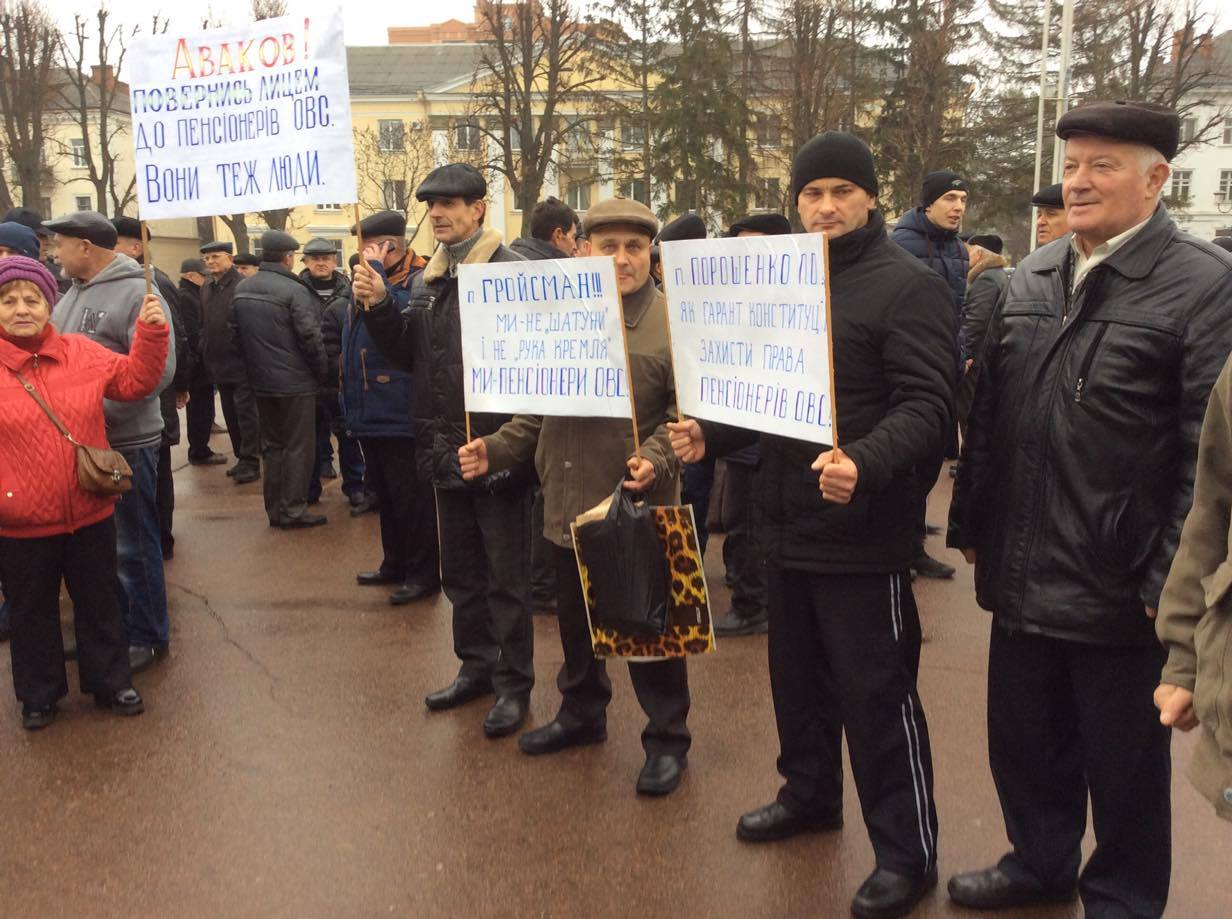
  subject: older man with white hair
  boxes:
[947,102,1232,916]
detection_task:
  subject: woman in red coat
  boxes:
[0,255,168,729]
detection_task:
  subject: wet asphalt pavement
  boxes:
[1,437,1228,918]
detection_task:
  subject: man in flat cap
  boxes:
[727,212,792,238]
[230,231,329,529]
[1031,183,1069,247]
[112,217,192,559]
[200,241,261,484]
[0,221,42,260]
[49,211,177,675]
[353,164,534,735]
[233,252,260,277]
[299,238,365,509]
[177,258,223,467]
[459,196,693,795]
[669,132,955,918]
[948,101,1232,916]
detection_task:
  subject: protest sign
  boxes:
[128,10,357,220]
[660,233,836,444]
[458,256,633,419]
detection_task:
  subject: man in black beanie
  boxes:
[892,171,971,304]
[669,130,956,919]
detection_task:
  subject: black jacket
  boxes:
[230,263,328,397]
[200,268,246,384]
[509,236,564,261]
[958,255,1009,364]
[948,204,1232,646]
[701,210,957,573]
[177,277,204,360]
[891,207,969,306]
[301,268,351,395]
[151,265,189,446]
[361,228,532,490]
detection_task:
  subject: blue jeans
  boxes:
[115,446,170,647]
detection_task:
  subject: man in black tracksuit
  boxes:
[670,132,955,919]
[354,164,536,740]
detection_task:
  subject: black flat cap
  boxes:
[302,237,337,256]
[200,240,234,254]
[44,211,118,248]
[415,163,486,202]
[1212,237,1232,253]
[657,213,707,243]
[234,253,261,266]
[353,210,407,237]
[968,233,1003,254]
[3,207,49,238]
[180,258,206,274]
[1056,100,1180,161]
[1031,183,1064,209]
[727,213,792,237]
[112,215,145,240]
[258,230,299,254]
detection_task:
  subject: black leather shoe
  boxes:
[852,866,937,919]
[713,609,769,637]
[189,452,228,466]
[21,704,56,730]
[518,719,606,755]
[389,582,440,606]
[947,866,1077,910]
[95,687,144,716]
[232,467,261,484]
[349,497,378,517]
[356,570,402,586]
[483,695,529,738]
[424,676,493,711]
[636,754,687,796]
[736,801,842,842]
[128,644,168,674]
[910,551,955,579]
[279,514,327,530]
[225,462,240,477]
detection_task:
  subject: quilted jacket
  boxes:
[0,321,169,538]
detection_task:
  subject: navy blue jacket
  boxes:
[339,258,416,439]
[891,207,969,306]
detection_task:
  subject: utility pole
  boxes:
[1050,0,1075,184]
[1030,0,1052,252]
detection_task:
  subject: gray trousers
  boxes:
[255,394,317,525]
[218,381,261,466]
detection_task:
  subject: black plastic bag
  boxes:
[575,481,671,637]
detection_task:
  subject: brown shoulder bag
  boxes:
[16,372,133,495]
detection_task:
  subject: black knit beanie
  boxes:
[921,170,968,208]
[791,132,878,203]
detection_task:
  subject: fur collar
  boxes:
[968,252,1008,284]
[423,227,504,283]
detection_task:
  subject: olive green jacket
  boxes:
[483,279,680,548]
[1158,353,1232,822]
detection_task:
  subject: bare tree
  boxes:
[470,0,604,216]
[353,119,435,238]
[0,1,61,211]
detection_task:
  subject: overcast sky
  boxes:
[45,0,480,50]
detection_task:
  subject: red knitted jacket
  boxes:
[0,320,169,538]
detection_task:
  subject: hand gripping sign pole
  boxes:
[139,221,154,297]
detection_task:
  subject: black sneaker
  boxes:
[95,687,144,717]
[21,703,56,730]
[910,552,955,579]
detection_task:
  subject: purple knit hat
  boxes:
[0,254,59,307]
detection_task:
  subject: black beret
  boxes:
[727,213,792,237]
[200,240,234,254]
[258,230,299,254]
[353,210,407,238]
[302,237,337,256]
[968,233,1003,254]
[2,207,49,238]
[44,211,118,248]
[1056,100,1180,161]
[1212,237,1232,253]
[657,213,707,243]
[180,258,206,274]
[1031,183,1064,209]
[233,253,261,266]
[415,163,487,202]
[111,215,144,240]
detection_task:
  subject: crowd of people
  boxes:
[2,97,1231,919]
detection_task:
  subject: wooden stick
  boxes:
[615,284,642,457]
[657,265,685,424]
[139,220,153,297]
[821,233,839,449]
[351,202,369,311]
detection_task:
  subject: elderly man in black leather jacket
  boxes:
[231,231,329,530]
[948,102,1232,917]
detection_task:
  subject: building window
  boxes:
[455,122,482,152]
[1223,122,1232,145]
[675,181,698,212]
[382,180,407,210]
[1170,169,1192,201]
[564,177,592,213]
[755,115,782,148]
[330,239,344,257]
[508,124,522,152]
[1181,117,1197,143]
[70,138,87,167]
[621,122,646,149]
[74,195,91,211]
[316,203,342,212]
[1220,170,1232,201]
[619,178,649,206]
[378,120,405,153]
[753,177,782,210]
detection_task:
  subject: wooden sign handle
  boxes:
[821,233,838,449]
[139,221,153,297]
[352,202,370,311]
[615,284,642,457]
[658,268,685,425]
